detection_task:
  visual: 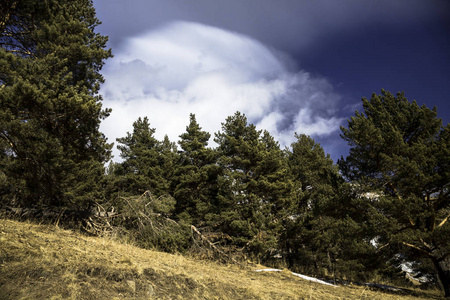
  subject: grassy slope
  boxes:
[0,219,441,300]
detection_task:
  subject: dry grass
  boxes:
[0,218,442,299]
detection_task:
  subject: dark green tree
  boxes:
[0,0,112,207]
[114,117,177,197]
[159,134,179,193]
[214,112,291,260]
[281,134,360,277]
[339,90,450,296]
[173,114,219,224]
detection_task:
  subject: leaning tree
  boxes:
[339,90,450,296]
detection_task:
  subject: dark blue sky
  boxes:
[94,0,450,162]
[299,17,450,117]
[295,14,450,159]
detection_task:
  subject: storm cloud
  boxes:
[94,1,450,161]
[99,21,343,160]
[95,0,444,52]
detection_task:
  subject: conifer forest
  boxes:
[1,0,449,297]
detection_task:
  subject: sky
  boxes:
[92,0,450,162]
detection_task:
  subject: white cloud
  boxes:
[99,21,343,161]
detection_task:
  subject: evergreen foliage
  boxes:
[280,134,370,278]
[214,112,292,260]
[113,117,179,197]
[0,0,112,207]
[1,4,446,290]
[339,90,450,296]
[173,114,219,225]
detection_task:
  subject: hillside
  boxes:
[0,219,441,299]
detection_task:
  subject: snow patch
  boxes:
[255,269,338,287]
[291,272,338,287]
[255,269,282,272]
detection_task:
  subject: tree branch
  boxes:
[437,252,449,263]
[419,238,433,251]
[191,224,243,266]
[0,132,19,156]
[437,213,450,228]
[0,1,18,34]
[377,242,390,251]
[402,242,431,257]
[4,48,33,57]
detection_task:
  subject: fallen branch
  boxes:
[191,225,243,266]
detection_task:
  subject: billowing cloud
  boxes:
[100,21,343,160]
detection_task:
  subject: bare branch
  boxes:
[419,239,433,251]
[437,213,450,228]
[191,224,243,266]
[402,242,431,257]
[4,49,33,56]
[377,242,390,251]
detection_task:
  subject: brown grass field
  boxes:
[0,218,443,299]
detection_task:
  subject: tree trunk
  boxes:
[432,257,450,298]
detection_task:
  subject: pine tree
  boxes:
[214,112,291,259]
[281,134,348,275]
[173,114,219,224]
[160,135,179,194]
[339,90,450,296]
[114,117,176,197]
[0,0,112,207]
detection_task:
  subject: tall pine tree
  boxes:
[280,134,377,280]
[173,114,219,224]
[0,0,112,207]
[214,112,291,260]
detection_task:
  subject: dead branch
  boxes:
[437,213,450,228]
[190,225,243,266]
[377,242,390,251]
[402,242,431,257]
